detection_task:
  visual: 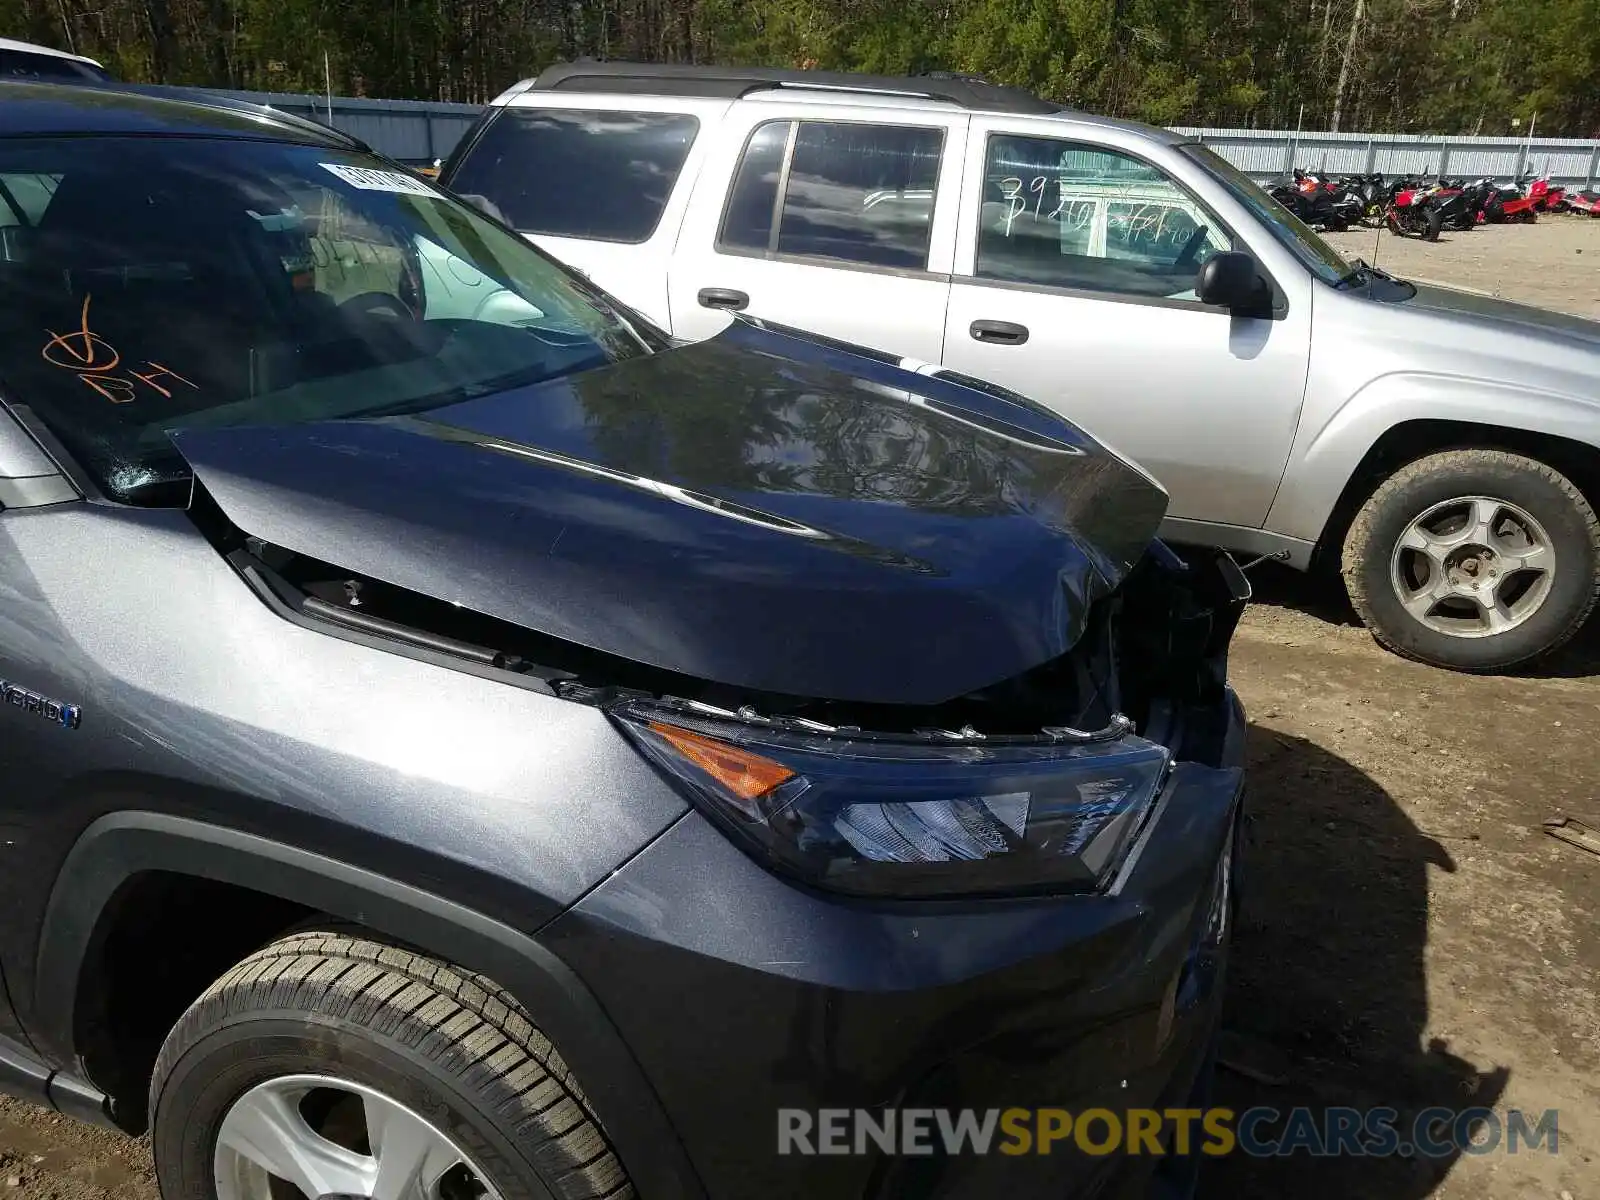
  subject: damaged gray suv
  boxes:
[0,85,1245,1200]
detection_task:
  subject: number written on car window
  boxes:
[977,135,1230,301]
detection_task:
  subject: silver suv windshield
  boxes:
[0,134,657,503]
[1180,143,1352,286]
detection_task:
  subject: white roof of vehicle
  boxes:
[497,64,1186,144]
[0,37,104,68]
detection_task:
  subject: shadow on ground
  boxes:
[1240,561,1600,678]
[1235,562,1362,627]
[1197,726,1508,1199]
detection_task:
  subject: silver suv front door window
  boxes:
[976,135,1231,301]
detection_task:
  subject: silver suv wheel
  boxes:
[1343,449,1600,670]
[1389,495,1554,638]
[216,1075,501,1200]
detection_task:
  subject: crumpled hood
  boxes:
[172,322,1167,705]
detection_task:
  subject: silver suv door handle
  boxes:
[970,320,1030,345]
[698,288,750,311]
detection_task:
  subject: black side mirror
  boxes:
[1196,251,1270,315]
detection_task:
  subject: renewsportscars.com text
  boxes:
[777,1106,1559,1159]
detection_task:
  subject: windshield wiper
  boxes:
[347,356,611,422]
[346,376,529,422]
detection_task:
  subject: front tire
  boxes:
[150,931,634,1200]
[1422,207,1444,241]
[1342,449,1600,670]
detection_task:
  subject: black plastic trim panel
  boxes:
[0,1031,113,1128]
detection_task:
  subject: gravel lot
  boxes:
[3,216,1599,1200]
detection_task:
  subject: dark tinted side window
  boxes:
[446,108,698,243]
[718,120,943,271]
[719,122,790,252]
[0,49,106,81]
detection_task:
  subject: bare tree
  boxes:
[53,0,79,52]
[143,0,179,79]
[1329,0,1364,131]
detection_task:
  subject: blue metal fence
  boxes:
[1176,126,1600,190]
[186,87,483,164]
[171,86,1600,189]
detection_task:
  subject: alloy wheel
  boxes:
[214,1075,501,1200]
[1389,495,1555,638]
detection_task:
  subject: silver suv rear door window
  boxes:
[719,120,944,272]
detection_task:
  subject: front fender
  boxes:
[33,811,706,1200]
[1264,371,1600,545]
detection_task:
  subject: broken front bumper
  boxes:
[541,688,1247,1200]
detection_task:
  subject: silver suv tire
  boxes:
[1342,449,1600,670]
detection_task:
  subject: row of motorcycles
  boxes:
[1270,168,1600,241]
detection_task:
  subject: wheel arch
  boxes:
[33,810,705,1200]
[1266,367,1600,562]
[1306,417,1600,572]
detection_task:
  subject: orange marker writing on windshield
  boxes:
[42,295,119,374]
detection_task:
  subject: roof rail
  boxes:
[103,82,372,152]
[528,60,1061,116]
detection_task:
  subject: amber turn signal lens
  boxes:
[647,722,795,803]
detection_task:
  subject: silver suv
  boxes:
[442,62,1600,671]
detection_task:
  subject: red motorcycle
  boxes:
[1482,175,1539,223]
[1385,183,1444,240]
[1528,176,1566,212]
[1567,191,1600,216]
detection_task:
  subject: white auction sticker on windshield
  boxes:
[320,163,439,197]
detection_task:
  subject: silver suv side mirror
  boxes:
[1196,251,1270,316]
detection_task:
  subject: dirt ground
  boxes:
[2,216,1599,1200]
[1205,579,1600,1198]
